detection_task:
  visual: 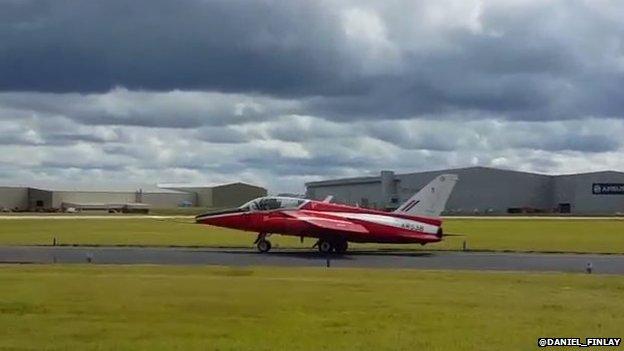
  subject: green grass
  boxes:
[150,207,216,216]
[0,218,253,247]
[0,264,622,350]
[440,218,624,253]
[1,217,623,254]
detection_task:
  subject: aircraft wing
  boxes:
[284,211,369,234]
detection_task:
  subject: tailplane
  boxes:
[394,174,458,217]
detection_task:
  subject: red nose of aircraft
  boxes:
[195,208,247,228]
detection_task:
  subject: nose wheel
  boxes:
[257,239,272,253]
[255,233,272,253]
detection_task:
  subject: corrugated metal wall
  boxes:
[306,167,624,214]
[0,187,29,210]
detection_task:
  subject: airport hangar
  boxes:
[0,182,266,212]
[305,166,624,215]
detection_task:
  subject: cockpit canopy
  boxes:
[239,196,308,211]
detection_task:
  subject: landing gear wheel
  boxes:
[317,239,333,254]
[257,240,272,253]
[334,240,348,254]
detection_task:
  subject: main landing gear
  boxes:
[254,233,349,255]
[254,233,272,253]
[318,239,333,254]
[315,238,348,255]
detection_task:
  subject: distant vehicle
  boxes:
[196,175,458,254]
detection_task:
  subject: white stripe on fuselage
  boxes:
[306,212,439,234]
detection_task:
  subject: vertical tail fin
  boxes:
[394,174,458,217]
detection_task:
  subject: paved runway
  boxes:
[2,246,624,274]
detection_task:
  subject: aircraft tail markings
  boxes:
[394,174,458,217]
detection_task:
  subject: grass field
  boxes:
[1,217,623,253]
[0,264,622,350]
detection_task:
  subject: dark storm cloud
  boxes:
[2,0,624,122]
[0,0,346,95]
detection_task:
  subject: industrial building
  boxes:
[306,167,624,215]
[160,183,268,209]
[0,182,266,212]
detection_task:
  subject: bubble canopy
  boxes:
[239,197,308,211]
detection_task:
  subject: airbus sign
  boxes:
[592,183,624,195]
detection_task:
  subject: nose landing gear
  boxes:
[257,239,272,253]
[254,233,272,253]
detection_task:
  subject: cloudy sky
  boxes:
[1,0,624,193]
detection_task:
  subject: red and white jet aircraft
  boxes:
[196,174,458,254]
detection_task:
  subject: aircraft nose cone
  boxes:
[195,215,216,225]
[195,208,245,225]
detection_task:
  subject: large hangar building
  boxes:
[305,167,624,215]
[0,182,266,212]
[160,182,268,209]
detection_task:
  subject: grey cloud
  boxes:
[0,0,346,95]
[0,115,125,146]
[194,127,252,144]
[513,132,620,153]
[239,153,375,177]
[363,122,462,151]
[2,1,624,123]
[356,118,624,154]
[39,161,126,172]
[262,116,351,142]
[1,1,624,192]
[523,157,561,174]
[0,89,298,127]
[49,132,121,144]
[489,120,624,153]
[1,116,622,192]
